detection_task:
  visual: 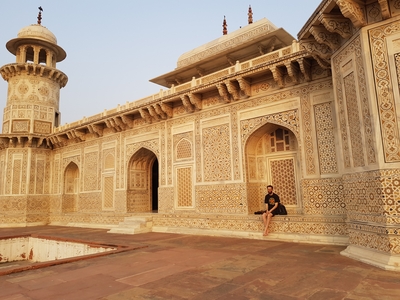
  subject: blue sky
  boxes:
[0,0,321,125]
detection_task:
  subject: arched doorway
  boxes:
[63,162,79,213]
[127,148,159,213]
[245,124,300,213]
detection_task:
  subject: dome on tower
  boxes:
[17,24,58,44]
[6,24,66,62]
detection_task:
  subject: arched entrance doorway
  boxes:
[245,124,300,213]
[127,148,159,213]
[63,162,79,213]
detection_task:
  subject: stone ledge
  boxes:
[152,226,349,245]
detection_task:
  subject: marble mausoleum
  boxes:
[0,0,400,271]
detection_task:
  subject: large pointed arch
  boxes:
[126,147,159,213]
[245,123,301,214]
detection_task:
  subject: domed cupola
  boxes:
[0,7,68,136]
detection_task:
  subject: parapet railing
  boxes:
[54,41,300,133]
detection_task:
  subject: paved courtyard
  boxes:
[0,226,399,299]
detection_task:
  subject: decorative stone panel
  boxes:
[343,169,400,254]
[83,151,98,191]
[33,120,51,134]
[2,121,9,134]
[102,176,114,210]
[314,102,339,174]
[174,131,194,162]
[369,20,400,162]
[176,167,193,208]
[79,192,102,212]
[52,155,60,194]
[202,124,232,182]
[12,120,29,133]
[332,36,376,167]
[152,214,347,236]
[196,184,247,214]
[302,178,345,215]
[158,186,174,214]
[270,158,297,206]
[343,72,365,167]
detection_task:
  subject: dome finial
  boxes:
[222,16,228,35]
[37,6,43,25]
[248,5,253,24]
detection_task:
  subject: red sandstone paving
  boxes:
[117,263,191,287]
[0,226,399,299]
[0,294,33,300]
[308,288,348,300]
[26,274,131,300]
[0,281,29,298]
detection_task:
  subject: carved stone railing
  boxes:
[53,41,310,137]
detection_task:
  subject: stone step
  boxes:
[108,216,153,235]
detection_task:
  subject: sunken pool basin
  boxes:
[0,236,116,263]
[0,234,144,275]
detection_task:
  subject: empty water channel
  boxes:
[0,234,145,275]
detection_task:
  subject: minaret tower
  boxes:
[0,8,67,139]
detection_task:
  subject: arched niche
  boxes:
[245,123,301,213]
[62,162,79,213]
[127,148,158,213]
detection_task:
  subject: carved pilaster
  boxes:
[319,14,353,38]
[270,66,284,88]
[147,105,160,121]
[180,95,195,113]
[336,0,367,28]
[216,83,231,103]
[284,61,299,84]
[153,103,167,119]
[297,57,312,82]
[237,77,251,98]
[188,93,202,110]
[139,108,152,123]
[161,103,173,118]
[309,25,341,51]
[225,81,240,100]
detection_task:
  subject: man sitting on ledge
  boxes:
[263,185,280,236]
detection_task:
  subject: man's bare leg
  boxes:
[262,213,272,236]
